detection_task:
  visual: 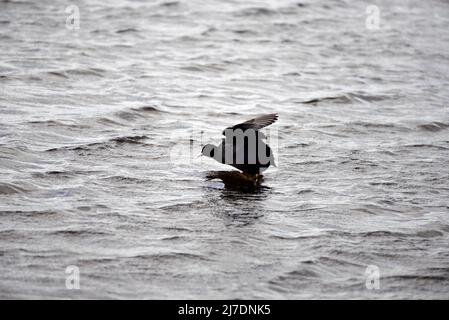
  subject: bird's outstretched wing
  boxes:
[222,113,278,135]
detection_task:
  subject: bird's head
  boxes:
[201,144,215,158]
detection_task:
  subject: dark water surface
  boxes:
[1,0,449,299]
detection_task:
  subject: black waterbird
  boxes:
[201,113,278,185]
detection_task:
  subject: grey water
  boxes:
[1,0,449,299]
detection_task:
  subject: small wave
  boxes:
[68,68,106,77]
[159,1,180,7]
[351,92,392,102]
[403,144,449,150]
[46,135,148,152]
[201,26,217,36]
[46,71,68,79]
[270,233,321,240]
[27,120,89,129]
[49,229,109,237]
[348,121,409,131]
[297,188,315,195]
[131,105,162,113]
[360,230,444,238]
[32,171,74,179]
[300,92,391,105]
[418,121,449,132]
[317,256,364,268]
[235,7,277,17]
[360,230,407,237]
[268,256,361,287]
[127,251,210,262]
[28,120,65,126]
[114,106,162,121]
[300,95,352,104]
[282,269,320,279]
[369,181,398,186]
[283,71,302,77]
[77,257,116,264]
[110,135,147,144]
[180,63,227,72]
[161,235,188,241]
[0,1,30,5]
[383,274,449,281]
[0,230,21,240]
[45,68,106,79]
[32,170,101,179]
[304,129,348,138]
[100,175,149,184]
[46,143,102,152]
[0,182,30,195]
[0,210,56,217]
[159,200,204,212]
[232,29,257,35]
[162,226,193,232]
[284,141,311,149]
[96,117,126,127]
[414,230,444,238]
[116,28,139,34]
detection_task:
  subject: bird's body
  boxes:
[201,113,278,176]
[214,133,274,174]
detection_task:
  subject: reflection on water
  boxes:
[205,170,264,189]
[203,171,272,226]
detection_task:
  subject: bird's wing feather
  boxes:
[222,113,278,135]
